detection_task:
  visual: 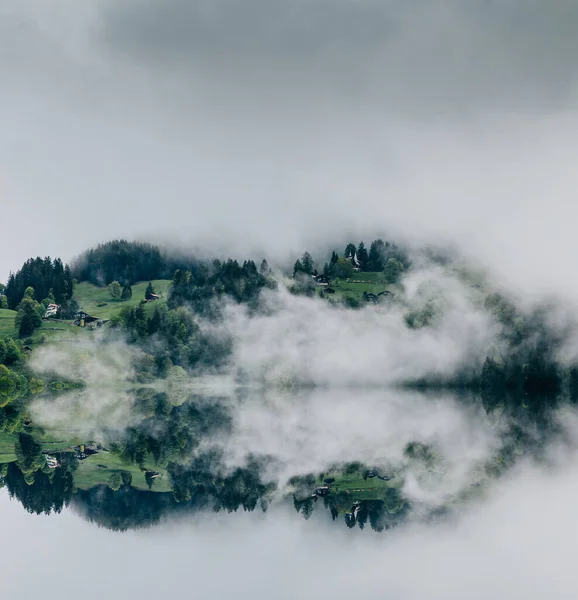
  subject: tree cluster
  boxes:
[4,257,73,309]
[170,259,275,315]
[72,240,181,286]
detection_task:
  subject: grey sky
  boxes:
[2,1,578,301]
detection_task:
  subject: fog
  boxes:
[2,1,578,303]
[226,268,496,386]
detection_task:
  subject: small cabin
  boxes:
[74,311,98,327]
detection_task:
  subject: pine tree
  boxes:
[293,260,303,277]
[147,307,162,335]
[344,243,357,259]
[121,284,133,301]
[300,252,314,275]
[368,239,385,271]
[259,259,271,276]
[357,242,368,270]
[145,282,156,300]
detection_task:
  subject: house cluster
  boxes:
[43,303,60,319]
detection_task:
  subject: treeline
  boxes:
[480,294,568,405]
[72,240,192,286]
[169,259,274,314]
[293,238,409,279]
[4,257,73,309]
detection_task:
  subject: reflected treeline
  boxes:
[0,385,573,532]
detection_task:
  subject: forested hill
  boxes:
[1,237,575,403]
[71,240,196,286]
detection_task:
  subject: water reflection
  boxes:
[0,384,567,531]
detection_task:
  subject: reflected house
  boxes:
[74,444,99,460]
[44,455,59,469]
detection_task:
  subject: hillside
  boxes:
[73,279,172,320]
[325,272,401,303]
[23,280,172,347]
[0,309,17,338]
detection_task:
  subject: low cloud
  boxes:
[225,267,497,386]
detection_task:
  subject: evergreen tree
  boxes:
[121,284,133,301]
[259,259,271,276]
[368,239,386,271]
[145,282,156,300]
[300,252,314,275]
[293,260,304,277]
[344,243,357,259]
[357,242,369,270]
[134,302,148,337]
[147,307,162,336]
[330,251,339,265]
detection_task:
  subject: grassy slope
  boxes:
[24,280,172,347]
[327,272,401,301]
[73,279,172,320]
[73,451,170,492]
[0,432,17,463]
[0,430,170,492]
[0,309,17,338]
[324,470,403,498]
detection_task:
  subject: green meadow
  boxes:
[73,279,172,320]
[0,309,17,338]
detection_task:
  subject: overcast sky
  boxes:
[2,1,578,297]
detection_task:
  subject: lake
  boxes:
[2,385,578,599]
